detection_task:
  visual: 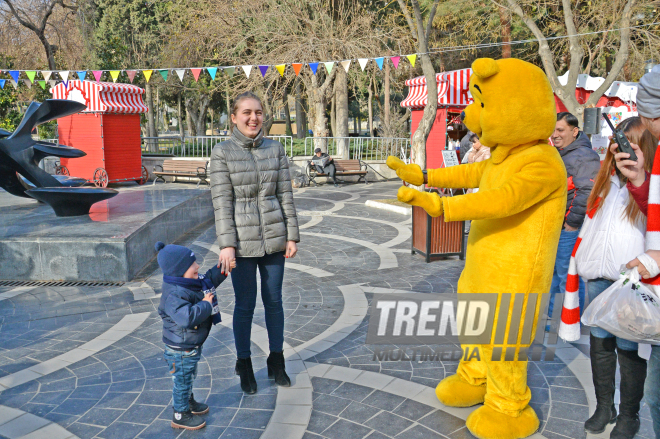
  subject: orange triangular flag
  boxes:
[292,63,303,76]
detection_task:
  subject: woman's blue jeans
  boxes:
[231,251,285,358]
[587,278,638,351]
[645,345,660,439]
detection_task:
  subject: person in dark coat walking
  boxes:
[548,112,601,318]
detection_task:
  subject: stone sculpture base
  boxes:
[0,186,213,282]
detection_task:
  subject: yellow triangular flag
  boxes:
[143,70,153,82]
[275,64,286,77]
[406,54,417,67]
[110,70,121,82]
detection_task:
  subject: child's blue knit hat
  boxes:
[155,242,196,277]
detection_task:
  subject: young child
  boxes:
[155,241,234,430]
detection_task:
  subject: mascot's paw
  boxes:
[466,405,540,439]
[397,186,443,217]
[435,374,486,407]
[386,156,424,186]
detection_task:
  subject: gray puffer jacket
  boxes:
[210,128,299,257]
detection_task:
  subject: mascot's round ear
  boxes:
[472,58,500,79]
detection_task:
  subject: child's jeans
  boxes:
[163,346,202,412]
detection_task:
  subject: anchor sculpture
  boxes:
[0,99,118,216]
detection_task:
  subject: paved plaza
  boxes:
[0,180,655,439]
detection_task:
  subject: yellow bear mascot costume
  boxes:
[387,58,567,439]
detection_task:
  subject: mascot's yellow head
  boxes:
[463,58,556,150]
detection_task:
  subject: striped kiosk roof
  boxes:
[50,80,148,114]
[401,68,473,109]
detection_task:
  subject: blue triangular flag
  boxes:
[8,71,19,82]
[207,67,218,80]
[375,57,384,70]
[76,71,87,81]
[309,62,319,75]
[0,79,4,89]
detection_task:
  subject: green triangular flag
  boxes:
[324,62,334,74]
[38,80,46,89]
[225,66,235,78]
[159,69,169,81]
[25,71,37,83]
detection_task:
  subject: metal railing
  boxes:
[303,137,410,161]
[141,135,293,158]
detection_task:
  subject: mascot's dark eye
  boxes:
[481,103,484,108]
[474,84,482,93]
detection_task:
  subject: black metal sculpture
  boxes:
[0,99,117,216]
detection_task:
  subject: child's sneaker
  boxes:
[171,410,206,430]
[189,393,209,415]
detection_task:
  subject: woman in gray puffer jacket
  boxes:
[210,92,299,395]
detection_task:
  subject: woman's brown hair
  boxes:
[587,116,658,224]
[231,91,262,115]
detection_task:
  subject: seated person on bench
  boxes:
[312,148,338,187]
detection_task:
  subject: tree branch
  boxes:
[395,0,417,38]
[562,0,584,93]
[586,0,636,106]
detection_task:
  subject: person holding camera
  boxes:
[611,68,660,439]
[562,117,656,439]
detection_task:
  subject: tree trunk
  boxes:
[194,95,210,136]
[411,53,438,170]
[295,78,306,139]
[225,84,231,132]
[383,61,391,137]
[145,82,158,152]
[499,7,512,58]
[210,108,215,135]
[303,68,337,152]
[357,102,362,136]
[177,92,184,141]
[334,67,349,159]
[368,77,374,137]
[38,34,57,71]
[185,97,196,136]
[283,86,293,136]
[330,94,336,137]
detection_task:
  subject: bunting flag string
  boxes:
[0,52,422,92]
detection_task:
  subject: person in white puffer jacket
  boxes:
[576,116,657,439]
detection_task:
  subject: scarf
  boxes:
[163,275,222,325]
[559,151,660,341]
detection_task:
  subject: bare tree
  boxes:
[0,0,77,70]
[396,0,440,170]
[499,0,636,123]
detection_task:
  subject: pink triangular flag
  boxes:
[126,70,137,83]
[190,68,202,81]
[93,71,103,82]
[391,56,400,69]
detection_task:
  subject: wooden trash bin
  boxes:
[411,203,466,262]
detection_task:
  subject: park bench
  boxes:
[306,158,368,186]
[153,159,209,187]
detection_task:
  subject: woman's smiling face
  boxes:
[231,98,263,138]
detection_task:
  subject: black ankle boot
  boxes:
[189,392,209,415]
[611,347,647,439]
[267,351,291,387]
[235,357,257,394]
[584,335,618,434]
[171,409,206,430]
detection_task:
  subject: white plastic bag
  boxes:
[582,267,660,345]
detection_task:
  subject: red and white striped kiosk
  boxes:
[50,80,149,187]
[401,69,473,262]
[401,68,473,168]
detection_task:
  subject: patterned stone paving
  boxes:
[0,180,654,439]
